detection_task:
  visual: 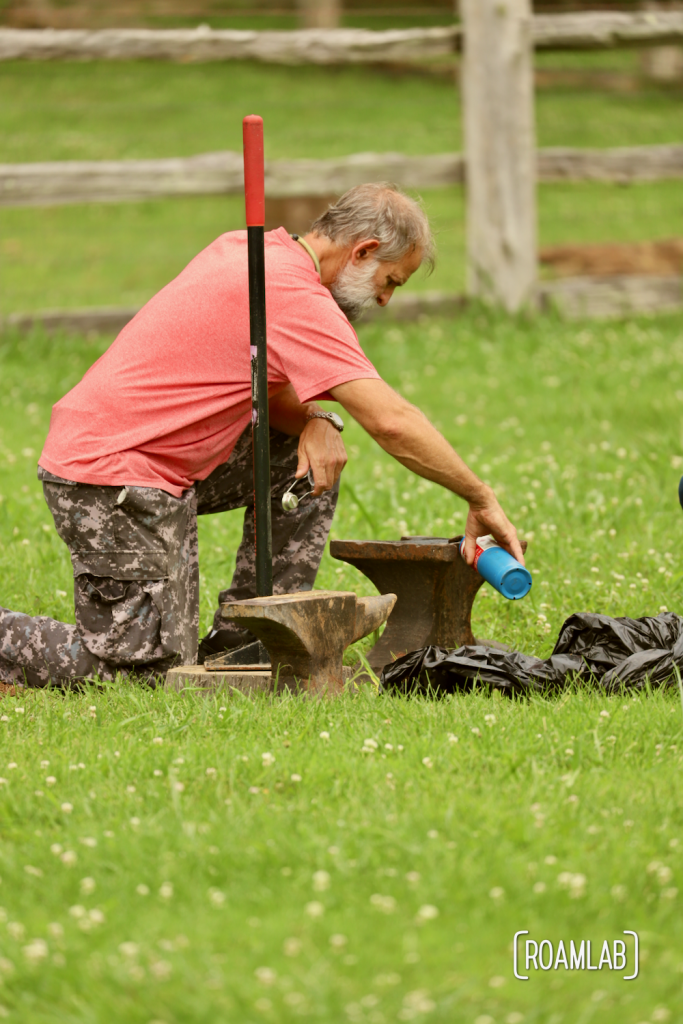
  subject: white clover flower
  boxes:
[471,727,481,737]
[283,937,302,957]
[369,894,396,914]
[209,888,226,907]
[119,942,139,958]
[61,803,73,814]
[126,785,136,794]
[403,991,436,1014]
[136,884,150,896]
[22,939,48,962]
[79,837,97,848]
[661,887,678,900]
[647,860,664,875]
[427,830,438,839]
[153,770,163,777]
[290,773,302,783]
[657,865,673,885]
[304,901,325,918]
[319,731,330,741]
[159,882,173,899]
[329,933,347,948]
[206,767,217,777]
[261,752,275,767]
[61,851,77,866]
[47,923,63,939]
[533,881,546,894]
[421,756,433,768]
[0,716,7,723]
[7,922,25,940]
[152,737,163,746]
[24,866,42,878]
[173,782,185,793]
[249,786,260,795]
[150,959,172,980]
[405,871,421,885]
[80,877,96,895]
[384,743,393,751]
[489,976,505,989]
[312,870,330,892]
[611,884,627,902]
[7,763,16,771]
[363,738,378,750]
[46,777,57,786]
[489,887,505,901]
[130,817,141,827]
[40,760,49,769]
[484,714,496,726]
[447,733,458,744]
[68,905,86,919]
[599,710,610,719]
[416,904,439,923]
[88,909,105,926]
[14,708,24,715]
[255,966,277,985]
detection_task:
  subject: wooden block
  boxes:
[165,664,272,696]
[165,664,358,696]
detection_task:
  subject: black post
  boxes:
[243,115,273,597]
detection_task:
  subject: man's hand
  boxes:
[295,417,347,496]
[462,492,525,567]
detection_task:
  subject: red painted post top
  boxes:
[243,114,265,227]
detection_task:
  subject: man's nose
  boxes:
[376,284,396,307]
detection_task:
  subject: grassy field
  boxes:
[1,60,682,314]
[2,307,683,1020]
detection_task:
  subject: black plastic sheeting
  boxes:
[380,612,683,695]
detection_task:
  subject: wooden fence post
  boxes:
[461,0,537,313]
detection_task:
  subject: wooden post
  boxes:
[297,0,342,30]
[460,0,537,313]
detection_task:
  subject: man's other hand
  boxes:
[296,417,347,496]
[462,497,525,567]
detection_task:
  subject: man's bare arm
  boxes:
[329,377,524,565]
[269,385,347,496]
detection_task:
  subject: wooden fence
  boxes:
[0,12,682,63]
[2,145,682,208]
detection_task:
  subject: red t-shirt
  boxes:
[39,227,380,496]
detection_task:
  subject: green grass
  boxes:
[3,308,683,1019]
[1,61,680,164]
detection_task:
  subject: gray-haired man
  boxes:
[0,183,523,687]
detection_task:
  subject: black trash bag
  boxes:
[380,611,683,695]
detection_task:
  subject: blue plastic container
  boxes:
[459,535,532,601]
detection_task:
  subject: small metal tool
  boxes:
[282,471,314,512]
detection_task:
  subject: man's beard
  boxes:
[330,258,379,322]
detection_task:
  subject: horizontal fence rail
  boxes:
[2,145,682,208]
[1,13,682,64]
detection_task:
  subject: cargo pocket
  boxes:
[72,552,169,666]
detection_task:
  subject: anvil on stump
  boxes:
[330,535,525,675]
[165,589,396,696]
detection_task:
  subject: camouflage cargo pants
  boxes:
[0,428,338,687]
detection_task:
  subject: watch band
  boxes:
[305,411,344,433]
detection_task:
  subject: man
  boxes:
[0,182,523,687]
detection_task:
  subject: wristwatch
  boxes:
[305,411,344,433]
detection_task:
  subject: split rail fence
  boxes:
[2,9,683,327]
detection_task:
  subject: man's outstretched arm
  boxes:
[330,377,524,566]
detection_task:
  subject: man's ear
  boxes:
[351,239,381,264]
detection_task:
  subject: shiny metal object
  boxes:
[282,472,314,512]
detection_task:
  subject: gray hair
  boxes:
[310,182,435,272]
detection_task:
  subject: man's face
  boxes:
[330,244,424,322]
